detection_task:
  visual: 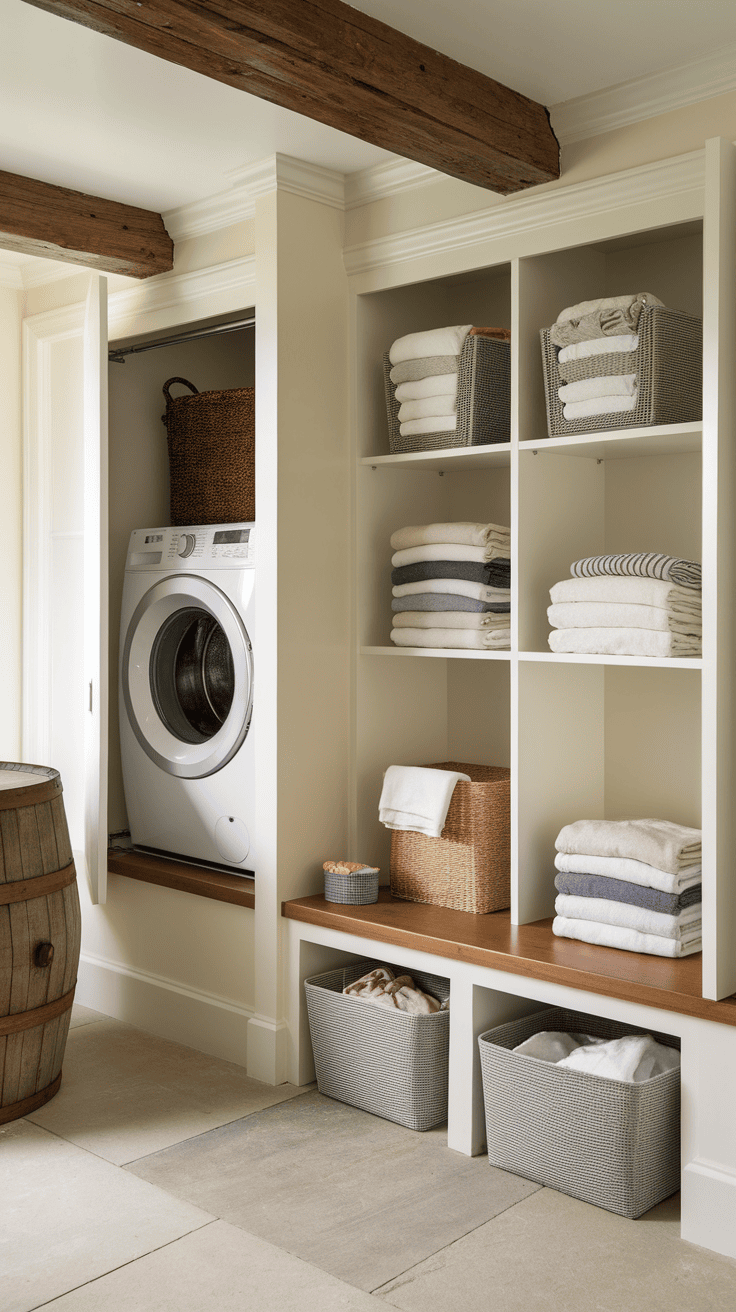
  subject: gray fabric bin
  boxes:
[479,1006,680,1218]
[383,335,511,454]
[305,960,450,1131]
[540,305,702,438]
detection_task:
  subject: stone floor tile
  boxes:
[68,1005,106,1030]
[27,1017,309,1164]
[375,1185,736,1311]
[128,1090,539,1292]
[0,1120,212,1312]
[31,1220,386,1311]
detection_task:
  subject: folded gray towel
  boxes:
[392,559,511,587]
[570,552,701,591]
[389,354,460,385]
[392,594,506,613]
[554,871,702,917]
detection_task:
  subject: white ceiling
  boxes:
[3,0,736,216]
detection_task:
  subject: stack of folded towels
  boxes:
[389,323,511,442]
[548,551,702,658]
[550,292,663,421]
[389,521,511,650]
[553,817,702,958]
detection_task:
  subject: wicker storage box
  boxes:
[540,305,702,438]
[162,376,255,525]
[390,762,510,914]
[479,1006,681,1218]
[305,960,450,1131]
[383,335,510,454]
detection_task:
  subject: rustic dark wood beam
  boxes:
[21,0,560,195]
[0,169,174,278]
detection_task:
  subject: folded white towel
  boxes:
[398,395,457,422]
[548,627,701,657]
[563,393,638,420]
[555,893,701,940]
[399,415,457,437]
[389,324,472,365]
[391,627,510,650]
[553,915,701,958]
[392,611,509,629]
[557,334,639,364]
[555,817,701,874]
[379,764,470,837]
[558,374,637,403]
[514,1031,598,1063]
[393,543,509,568]
[547,602,702,636]
[549,576,701,614]
[394,579,509,603]
[555,293,663,325]
[394,374,458,402]
[557,1034,680,1082]
[554,851,701,895]
[390,522,510,552]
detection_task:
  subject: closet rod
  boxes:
[108,316,255,363]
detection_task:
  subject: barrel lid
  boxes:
[0,763,62,809]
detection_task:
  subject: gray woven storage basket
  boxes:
[324,866,380,905]
[305,960,450,1131]
[540,305,702,437]
[383,335,511,454]
[479,1006,680,1218]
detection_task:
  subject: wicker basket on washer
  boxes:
[479,1006,681,1218]
[540,305,702,438]
[383,335,510,454]
[390,762,510,914]
[305,959,450,1131]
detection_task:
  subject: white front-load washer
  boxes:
[119,523,255,875]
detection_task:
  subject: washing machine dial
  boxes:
[178,533,196,558]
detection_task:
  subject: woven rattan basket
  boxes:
[390,762,510,914]
[540,305,702,438]
[162,377,255,525]
[383,335,510,454]
[305,959,450,1131]
[479,1007,681,1218]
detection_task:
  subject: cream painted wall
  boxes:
[345,89,736,248]
[0,285,22,760]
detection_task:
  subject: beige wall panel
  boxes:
[447,661,510,769]
[0,286,22,760]
[604,451,702,562]
[604,666,701,827]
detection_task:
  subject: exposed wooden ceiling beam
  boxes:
[0,169,174,278]
[21,0,560,195]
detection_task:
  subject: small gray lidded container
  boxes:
[305,959,450,1131]
[323,865,380,905]
[479,1006,680,1218]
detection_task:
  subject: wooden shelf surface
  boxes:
[282,890,736,1029]
[109,849,255,908]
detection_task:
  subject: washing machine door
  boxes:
[122,575,253,779]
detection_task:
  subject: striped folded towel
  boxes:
[570,552,701,591]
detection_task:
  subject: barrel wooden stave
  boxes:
[0,764,80,1121]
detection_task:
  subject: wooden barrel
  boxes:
[0,763,81,1124]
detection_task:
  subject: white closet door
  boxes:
[83,275,109,905]
[22,272,109,904]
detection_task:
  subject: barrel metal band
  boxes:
[0,861,76,905]
[0,777,62,811]
[0,1072,62,1125]
[0,986,76,1037]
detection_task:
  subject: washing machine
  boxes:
[119,523,255,875]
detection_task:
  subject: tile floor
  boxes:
[3,1005,736,1311]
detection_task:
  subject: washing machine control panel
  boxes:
[126,524,256,570]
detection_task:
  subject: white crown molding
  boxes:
[108,254,256,338]
[552,44,736,145]
[343,149,706,277]
[165,153,345,242]
[345,157,440,210]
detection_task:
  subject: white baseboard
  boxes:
[246,1013,289,1085]
[682,1158,736,1258]
[77,951,253,1068]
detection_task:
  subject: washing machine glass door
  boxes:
[122,575,252,778]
